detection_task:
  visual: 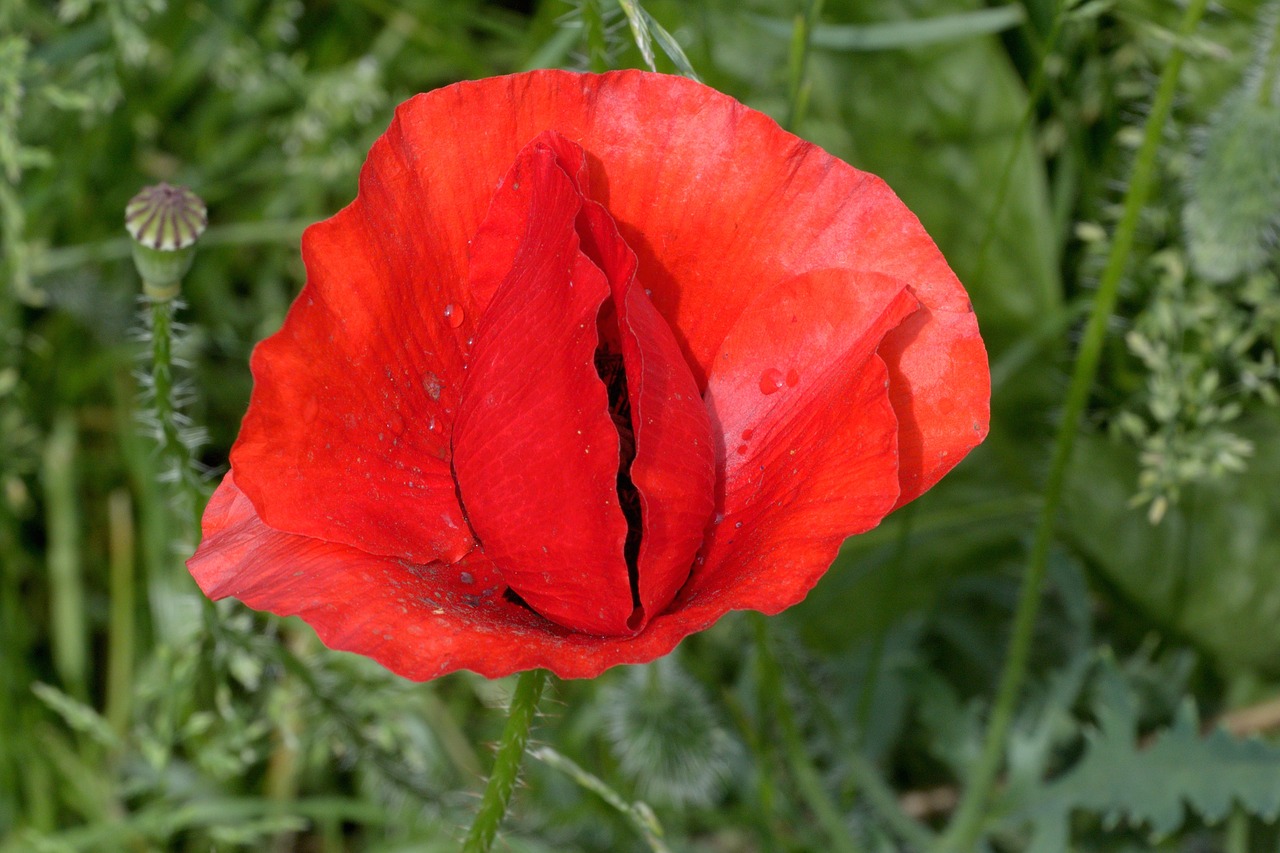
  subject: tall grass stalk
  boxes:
[940,0,1211,847]
[42,413,87,702]
[105,489,136,736]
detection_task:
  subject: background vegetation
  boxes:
[4,0,1280,850]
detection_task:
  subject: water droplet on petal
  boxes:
[713,512,725,525]
[758,367,785,395]
[423,372,443,401]
[443,303,465,328]
[734,521,743,529]
[459,572,474,585]
[786,368,800,387]
[736,444,748,455]
[740,428,754,441]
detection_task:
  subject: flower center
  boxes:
[451,131,715,637]
[594,335,643,610]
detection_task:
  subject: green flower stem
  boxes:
[462,668,550,853]
[147,297,205,539]
[42,413,87,702]
[751,614,865,853]
[973,2,1069,283]
[939,1,1210,849]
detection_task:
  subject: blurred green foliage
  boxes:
[4,0,1280,851]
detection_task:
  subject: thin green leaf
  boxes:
[617,0,657,71]
[752,5,1025,52]
[643,9,698,79]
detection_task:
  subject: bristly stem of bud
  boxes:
[146,298,207,540]
[125,183,209,541]
[462,668,550,853]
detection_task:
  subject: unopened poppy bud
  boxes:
[125,183,207,300]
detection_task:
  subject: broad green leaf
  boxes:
[807,0,1063,359]
[1062,415,1280,674]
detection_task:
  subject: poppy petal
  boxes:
[705,268,918,515]
[692,352,901,618]
[602,222,716,631]
[377,70,988,505]
[452,140,635,636]
[546,138,716,632]
[879,306,990,507]
[229,117,480,564]
[693,268,916,614]
[186,474,679,679]
[196,71,990,679]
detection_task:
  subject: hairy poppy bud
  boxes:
[125,183,208,300]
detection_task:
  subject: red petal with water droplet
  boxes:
[683,352,901,622]
[229,115,478,564]
[692,269,917,612]
[188,473,695,679]
[374,70,988,502]
[452,140,635,635]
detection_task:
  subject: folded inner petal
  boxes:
[690,352,902,618]
[575,188,716,633]
[452,140,636,636]
[455,133,715,636]
[879,307,990,507]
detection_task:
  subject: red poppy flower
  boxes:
[188,70,989,680]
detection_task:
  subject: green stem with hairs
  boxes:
[938,1,1210,848]
[147,298,206,539]
[751,614,865,853]
[462,669,550,853]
